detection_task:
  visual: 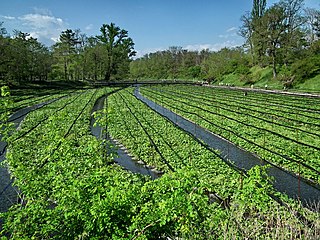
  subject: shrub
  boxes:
[291,55,320,84]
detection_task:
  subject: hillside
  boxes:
[219,66,320,92]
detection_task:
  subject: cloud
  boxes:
[19,14,64,29]
[219,27,239,39]
[50,37,59,43]
[219,33,237,39]
[18,13,67,45]
[184,44,215,51]
[184,41,240,52]
[135,47,167,59]
[2,9,68,46]
[0,15,16,20]
[227,27,237,32]
[85,24,93,31]
[32,7,53,16]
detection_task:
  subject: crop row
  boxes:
[107,89,244,196]
[1,86,319,238]
[169,85,320,127]
[0,89,76,117]
[208,87,320,112]
[11,90,86,142]
[163,86,320,131]
[197,86,320,121]
[142,85,320,153]
[5,89,104,199]
[106,88,319,237]
[1,87,133,238]
[145,86,320,150]
[140,85,320,184]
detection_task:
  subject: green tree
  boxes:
[0,23,9,83]
[262,4,287,78]
[0,22,7,37]
[241,0,307,78]
[305,8,320,41]
[240,12,255,64]
[240,1,272,66]
[279,0,306,65]
[239,0,268,66]
[26,37,51,81]
[83,37,107,81]
[97,23,136,81]
[52,29,78,80]
[201,47,248,81]
[0,29,52,84]
[251,0,268,66]
[252,0,267,18]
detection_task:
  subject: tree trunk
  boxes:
[104,56,113,81]
[64,57,68,80]
[104,70,111,81]
[272,51,277,78]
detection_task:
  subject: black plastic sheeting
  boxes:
[134,86,320,205]
[90,95,160,180]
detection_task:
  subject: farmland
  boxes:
[140,85,320,185]
[0,84,319,239]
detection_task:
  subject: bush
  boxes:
[291,55,320,84]
[235,64,250,75]
[240,73,255,85]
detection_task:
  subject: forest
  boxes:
[0,0,319,91]
[0,22,135,84]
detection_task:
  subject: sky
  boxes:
[1,0,319,58]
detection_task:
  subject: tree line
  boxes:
[0,22,135,85]
[240,0,319,79]
[130,0,320,87]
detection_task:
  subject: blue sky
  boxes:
[1,0,319,57]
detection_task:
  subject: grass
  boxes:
[220,73,244,86]
[215,66,320,93]
[295,74,320,92]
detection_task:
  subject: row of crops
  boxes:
[0,86,319,239]
[140,85,320,185]
[0,87,76,117]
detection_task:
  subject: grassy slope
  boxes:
[296,74,320,92]
[219,66,320,92]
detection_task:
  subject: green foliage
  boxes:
[252,0,267,18]
[0,30,51,84]
[130,46,250,82]
[142,85,320,184]
[97,23,136,81]
[1,86,319,239]
[291,55,320,84]
[51,29,78,80]
[0,22,135,84]
[239,0,307,78]
[0,86,14,140]
[235,166,274,211]
[187,65,202,79]
[129,169,214,239]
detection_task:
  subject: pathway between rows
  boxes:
[134,86,320,205]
